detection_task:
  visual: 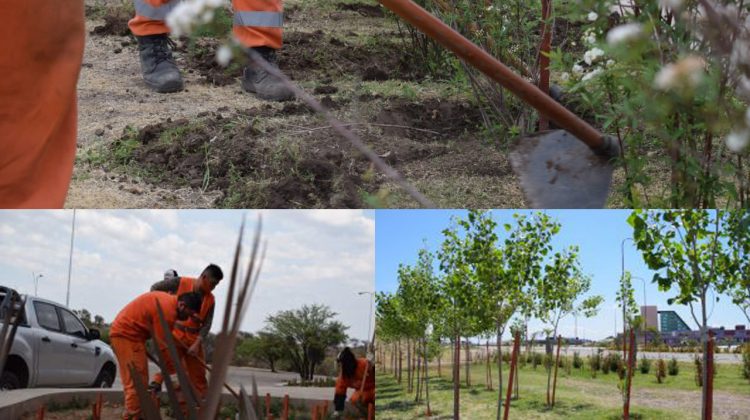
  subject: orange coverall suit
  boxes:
[0,2,85,208]
[152,277,215,398]
[129,0,283,49]
[335,358,376,407]
[110,292,181,419]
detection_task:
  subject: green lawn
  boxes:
[376,359,750,419]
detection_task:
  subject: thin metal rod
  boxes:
[378,0,605,149]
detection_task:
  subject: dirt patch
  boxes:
[89,6,132,37]
[279,30,423,81]
[375,98,483,139]
[104,110,369,208]
[180,38,244,86]
[336,2,385,18]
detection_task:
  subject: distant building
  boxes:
[658,310,691,333]
[641,305,658,329]
[637,306,749,346]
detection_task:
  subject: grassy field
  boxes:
[376,359,750,419]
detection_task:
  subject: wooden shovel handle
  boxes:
[378,0,608,152]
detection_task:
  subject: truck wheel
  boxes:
[93,366,114,388]
[0,371,21,390]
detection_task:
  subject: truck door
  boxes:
[33,301,79,386]
[58,307,98,386]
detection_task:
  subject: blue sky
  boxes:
[0,210,375,340]
[375,210,747,340]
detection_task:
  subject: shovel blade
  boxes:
[510,130,614,208]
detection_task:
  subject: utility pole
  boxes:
[66,209,76,307]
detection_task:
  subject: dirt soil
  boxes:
[70,0,531,208]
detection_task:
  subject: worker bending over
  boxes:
[149,264,224,399]
[110,291,203,420]
[333,347,375,417]
[129,0,293,101]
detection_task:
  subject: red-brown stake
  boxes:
[265,393,272,418]
[624,329,636,419]
[368,402,376,420]
[378,0,606,150]
[705,331,715,420]
[282,395,289,420]
[36,405,45,420]
[503,332,520,420]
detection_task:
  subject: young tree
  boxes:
[536,247,602,408]
[618,271,641,419]
[438,216,484,420]
[723,210,750,323]
[629,209,728,419]
[265,304,348,381]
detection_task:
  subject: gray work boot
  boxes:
[136,34,184,93]
[241,47,295,102]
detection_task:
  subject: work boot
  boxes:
[241,47,295,102]
[136,34,184,93]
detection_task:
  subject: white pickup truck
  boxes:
[0,287,117,390]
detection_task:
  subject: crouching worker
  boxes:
[110,291,203,420]
[149,264,223,400]
[333,347,375,417]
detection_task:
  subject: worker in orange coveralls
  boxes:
[148,264,224,400]
[0,1,85,208]
[110,291,203,419]
[129,0,293,101]
[333,347,375,417]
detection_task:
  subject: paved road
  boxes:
[110,364,334,400]
[444,345,744,365]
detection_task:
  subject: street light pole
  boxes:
[66,209,76,307]
[358,291,375,354]
[32,272,43,297]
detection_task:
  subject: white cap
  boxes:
[164,269,178,281]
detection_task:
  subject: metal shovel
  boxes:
[378,0,620,208]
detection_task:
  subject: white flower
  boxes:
[216,44,232,67]
[588,11,599,21]
[584,48,605,65]
[653,56,705,91]
[606,59,615,67]
[606,23,643,45]
[560,72,570,82]
[573,64,585,75]
[582,68,603,82]
[726,130,750,153]
[166,0,225,37]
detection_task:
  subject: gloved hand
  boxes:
[148,381,162,396]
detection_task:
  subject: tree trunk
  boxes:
[415,346,422,403]
[407,339,413,393]
[424,338,432,416]
[701,295,709,420]
[454,335,460,420]
[486,339,493,390]
[438,346,442,378]
[465,338,471,387]
[398,339,403,384]
[545,336,553,407]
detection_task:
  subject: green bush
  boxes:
[573,351,583,369]
[639,356,651,374]
[743,344,750,381]
[601,357,610,374]
[668,357,679,376]
[532,352,543,370]
[588,353,601,378]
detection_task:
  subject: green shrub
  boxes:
[743,344,750,381]
[668,357,679,376]
[532,352,543,370]
[573,351,583,369]
[639,356,651,374]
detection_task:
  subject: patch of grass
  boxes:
[376,355,750,420]
[193,7,234,38]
